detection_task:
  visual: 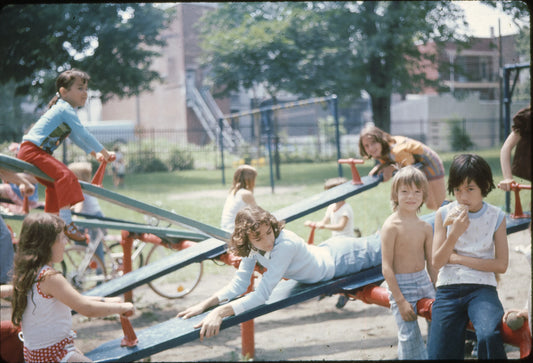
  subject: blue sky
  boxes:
[457,1,527,37]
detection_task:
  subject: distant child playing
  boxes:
[11,213,134,362]
[220,165,258,232]
[359,124,446,210]
[17,69,114,242]
[381,166,437,359]
[429,154,508,359]
[304,177,358,238]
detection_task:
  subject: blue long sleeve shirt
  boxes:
[23,99,103,155]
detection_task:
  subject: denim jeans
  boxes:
[319,233,382,278]
[428,284,506,360]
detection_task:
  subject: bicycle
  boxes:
[61,224,204,299]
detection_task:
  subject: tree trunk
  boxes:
[370,94,392,133]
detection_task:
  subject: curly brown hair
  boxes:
[11,213,64,326]
[229,206,284,257]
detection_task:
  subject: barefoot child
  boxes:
[11,213,134,362]
[17,69,114,242]
[429,154,508,359]
[381,166,437,359]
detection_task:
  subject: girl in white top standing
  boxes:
[11,213,134,362]
[429,154,508,360]
[220,165,258,232]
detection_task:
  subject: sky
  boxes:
[456,0,528,37]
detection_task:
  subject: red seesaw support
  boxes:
[120,311,138,347]
[510,182,531,219]
[338,158,364,185]
[347,284,531,358]
[91,154,117,187]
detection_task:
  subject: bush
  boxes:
[128,152,168,173]
[168,148,194,171]
[448,119,475,151]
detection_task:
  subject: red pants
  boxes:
[17,141,84,213]
[0,321,24,363]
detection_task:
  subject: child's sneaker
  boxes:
[64,222,86,242]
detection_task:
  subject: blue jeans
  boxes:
[319,233,382,278]
[428,284,506,360]
[0,217,14,284]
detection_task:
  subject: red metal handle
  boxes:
[338,158,364,185]
[510,182,531,219]
[120,314,138,347]
[91,154,117,187]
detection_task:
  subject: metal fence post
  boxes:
[219,118,225,186]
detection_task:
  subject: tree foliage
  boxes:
[198,1,469,132]
[0,3,171,105]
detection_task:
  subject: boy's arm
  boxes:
[381,219,416,321]
[448,219,509,274]
[432,208,469,270]
[423,223,438,284]
[323,215,348,232]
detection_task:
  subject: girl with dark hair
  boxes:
[11,213,134,362]
[178,206,382,341]
[17,69,114,241]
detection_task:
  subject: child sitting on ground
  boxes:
[11,213,134,362]
[381,166,437,359]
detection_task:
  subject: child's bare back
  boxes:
[382,212,432,274]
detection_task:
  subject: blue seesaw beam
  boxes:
[0,153,229,242]
[85,264,384,362]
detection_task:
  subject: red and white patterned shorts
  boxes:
[23,335,75,363]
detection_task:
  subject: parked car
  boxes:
[84,120,136,145]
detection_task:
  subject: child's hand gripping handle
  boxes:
[91,153,117,187]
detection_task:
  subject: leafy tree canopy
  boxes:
[0,3,172,105]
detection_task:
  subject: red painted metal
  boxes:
[338,158,364,185]
[511,182,531,219]
[120,314,138,347]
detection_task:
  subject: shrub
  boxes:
[168,148,194,171]
[128,152,168,173]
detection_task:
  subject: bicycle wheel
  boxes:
[107,241,145,278]
[145,243,203,299]
[61,245,107,291]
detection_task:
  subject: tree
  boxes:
[0,3,171,105]
[198,1,469,132]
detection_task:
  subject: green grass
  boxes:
[92,147,517,242]
[9,147,522,243]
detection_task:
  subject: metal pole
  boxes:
[219,118,225,186]
[503,67,511,213]
[263,111,275,194]
[331,95,342,177]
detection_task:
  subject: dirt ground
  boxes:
[1,229,530,361]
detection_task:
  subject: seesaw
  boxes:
[83,159,383,298]
[0,153,229,242]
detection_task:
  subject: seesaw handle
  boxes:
[338,158,364,185]
[91,154,117,186]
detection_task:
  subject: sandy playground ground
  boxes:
[1,228,530,361]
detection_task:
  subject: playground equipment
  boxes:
[2,154,530,361]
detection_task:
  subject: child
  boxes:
[359,124,446,210]
[112,145,126,188]
[381,166,437,359]
[11,213,134,362]
[68,162,106,267]
[178,206,382,341]
[16,69,114,242]
[304,177,358,238]
[428,154,508,359]
[498,105,531,190]
[220,164,258,232]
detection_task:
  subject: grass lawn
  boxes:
[88,147,520,241]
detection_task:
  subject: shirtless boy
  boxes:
[381,166,437,360]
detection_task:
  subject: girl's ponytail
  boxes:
[47,92,60,110]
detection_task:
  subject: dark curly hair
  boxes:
[230,206,284,257]
[11,213,64,326]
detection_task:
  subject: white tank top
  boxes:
[220,189,249,232]
[21,265,73,350]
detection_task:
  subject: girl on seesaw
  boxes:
[220,164,258,232]
[11,213,134,362]
[17,69,114,242]
[359,124,446,210]
[178,206,382,340]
